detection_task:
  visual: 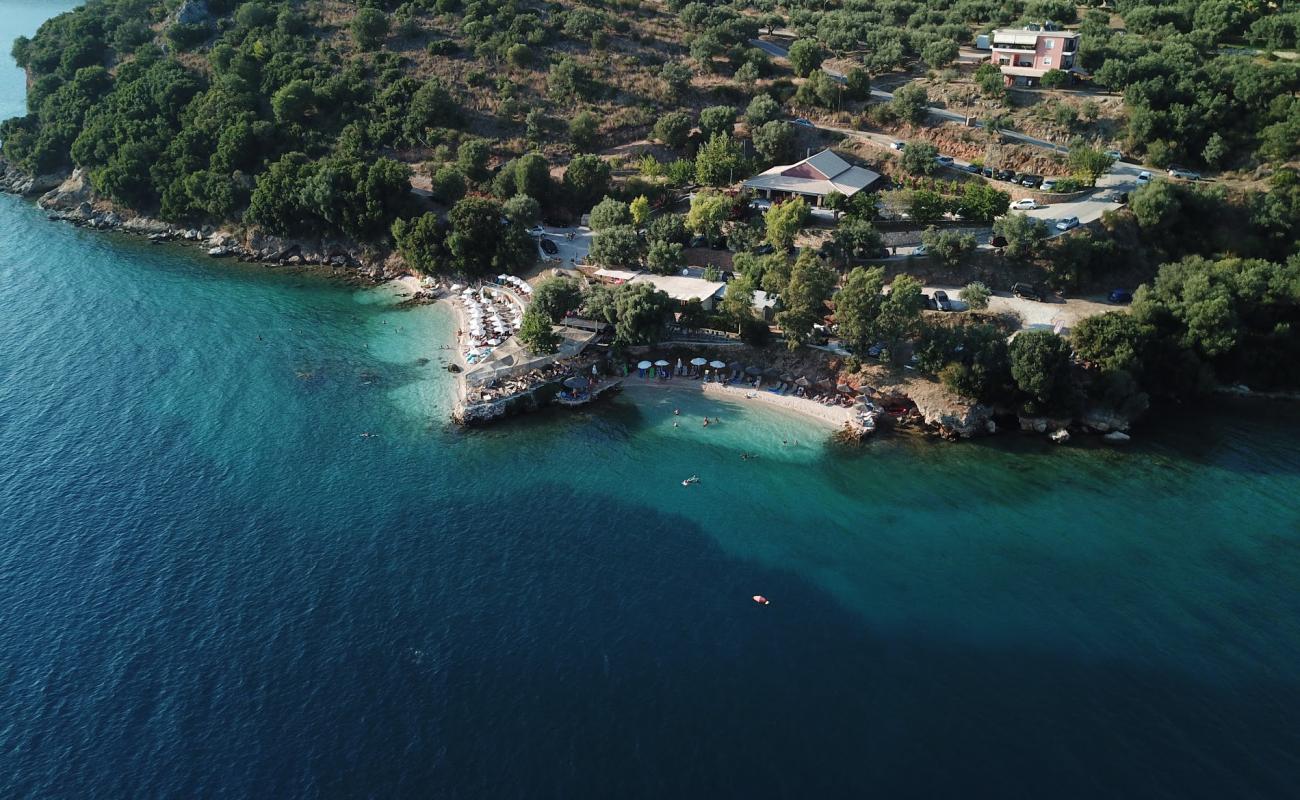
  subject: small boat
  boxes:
[752,595,770,605]
[682,475,699,486]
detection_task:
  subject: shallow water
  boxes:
[3,3,1300,797]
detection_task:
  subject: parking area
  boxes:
[533,225,592,266]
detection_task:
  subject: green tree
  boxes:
[831,218,883,263]
[1071,312,1150,374]
[699,105,737,139]
[765,197,809,250]
[687,192,731,243]
[530,276,585,322]
[647,240,685,274]
[613,283,673,346]
[844,68,871,101]
[920,226,976,268]
[502,194,541,226]
[835,266,887,353]
[788,39,824,77]
[1067,142,1114,187]
[653,111,692,149]
[719,272,757,328]
[960,281,991,310]
[630,195,652,227]
[1040,68,1068,89]
[548,57,589,101]
[907,189,949,222]
[271,80,314,124]
[922,39,958,70]
[955,182,1010,222]
[875,275,926,363]
[447,197,532,276]
[588,225,643,268]
[774,250,837,348]
[890,83,929,124]
[752,120,795,163]
[351,8,389,49]
[746,93,782,127]
[648,213,688,244]
[569,111,599,151]
[694,132,744,186]
[430,165,467,203]
[1010,329,1073,410]
[563,154,611,209]
[588,197,631,230]
[901,141,939,175]
[457,139,492,183]
[518,306,561,355]
[392,213,445,273]
[993,213,1049,262]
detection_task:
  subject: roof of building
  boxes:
[742,149,881,198]
[751,289,778,311]
[593,268,641,282]
[629,273,727,303]
[992,27,1079,43]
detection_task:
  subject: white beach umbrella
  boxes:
[690,357,708,366]
[637,360,653,369]
[654,360,669,367]
[709,360,726,368]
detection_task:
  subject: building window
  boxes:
[1042,56,1052,66]
[1045,39,1055,50]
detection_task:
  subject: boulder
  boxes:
[174,0,212,25]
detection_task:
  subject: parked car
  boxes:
[1040,178,1058,191]
[793,117,815,127]
[1108,289,1133,304]
[981,166,995,178]
[1012,282,1045,301]
[1117,192,1129,204]
[539,238,559,255]
[935,155,955,166]
[1168,166,1202,181]
[919,292,936,310]
[867,342,886,358]
[911,244,927,256]
[990,234,1008,248]
[688,235,708,248]
[526,224,545,236]
[1104,149,1124,161]
[1136,170,1152,185]
[1020,174,1043,188]
[1010,198,1039,211]
[995,169,1015,182]
[964,162,981,173]
[1055,216,1080,231]
[890,141,906,150]
[753,243,775,255]
[933,290,952,311]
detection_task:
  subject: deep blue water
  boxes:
[4,3,1300,797]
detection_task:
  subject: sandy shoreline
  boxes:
[618,377,853,429]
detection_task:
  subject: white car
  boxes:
[1104,149,1124,161]
[1055,216,1080,231]
[890,141,906,150]
[911,244,927,256]
[526,224,546,236]
[1136,171,1152,185]
[1168,167,1202,181]
[1010,198,1039,211]
[1040,178,1058,191]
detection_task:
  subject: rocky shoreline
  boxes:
[1,160,406,283]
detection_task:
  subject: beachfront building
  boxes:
[593,268,727,311]
[989,26,1080,86]
[741,149,881,207]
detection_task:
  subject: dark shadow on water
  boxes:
[8,477,1296,799]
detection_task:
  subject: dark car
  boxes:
[754,243,775,255]
[933,290,952,311]
[995,169,1015,182]
[1108,289,1134,304]
[688,235,708,248]
[711,237,728,250]
[1012,282,1045,301]
[990,234,1008,248]
[919,292,936,310]
[539,238,559,255]
[981,166,995,178]
[964,163,981,173]
[1020,174,1043,188]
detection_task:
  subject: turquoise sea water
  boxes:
[4,4,1300,796]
